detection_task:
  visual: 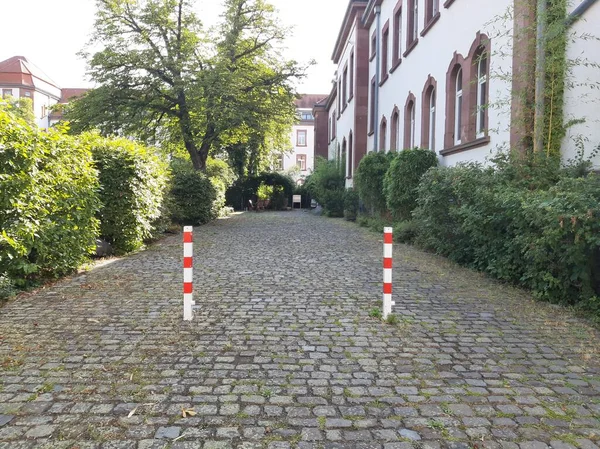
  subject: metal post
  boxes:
[383,227,395,319]
[183,226,194,321]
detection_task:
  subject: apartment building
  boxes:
[315,0,600,171]
[0,56,88,129]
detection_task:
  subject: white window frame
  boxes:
[476,53,488,137]
[410,104,416,148]
[412,0,419,42]
[429,88,436,150]
[455,68,463,145]
[296,154,307,171]
[297,129,307,147]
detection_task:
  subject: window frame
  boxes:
[381,20,390,85]
[296,154,307,171]
[403,92,417,149]
[390,106,400,151]
[369,76,377,135]
[342,65,348,107]
[296,129,308,147]
[421,76,438,150]
[380,116,388,151]
[392,1,403,70]
[349,51,355,102]
[475,51,489,138]
[454,67,463,146]
[405,0,419,56]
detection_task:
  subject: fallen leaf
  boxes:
[87,318,100,324]
[128,407,138,418]
[181,407,196,418]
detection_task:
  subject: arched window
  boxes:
[455,67,463,145]
[404,93,416,149]
[421,76,437,150]
[380,117,387,151]
[390,107,400,151]
[475,51,488,137]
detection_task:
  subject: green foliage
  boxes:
[393,221,418,244]
[385,314,398,325]
[413,161,600,316]
[368,307,382,319]
[0,275,16,301]
[170,158,218,226]
[305,158,345,217]
[226,172,294,210]
[384,148,438,221]
[354,151,394,215]
[86,135,169,255]
[206,157,237,216]
[0,107,100,285]
[343,189,359,221]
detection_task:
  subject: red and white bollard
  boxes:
[183,226,195,321]
[383,227,395,319]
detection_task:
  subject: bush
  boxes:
[344,189,359,221]
[393,221,418,244]
[87,135,169,255]
[226,172,294,211]
[0,108,100,285]
[305,157,345,216]
[206,157,237,216]
[413,162,600,316]
[384,148,438,220]
[354,151,393,215]
[170,158,217,226]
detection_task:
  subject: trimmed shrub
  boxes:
[87,135,169,254]
[384,148,438,220]
[413,162,600,317]
[170,158,217,225]
[354,151,394,215]
[393,221,418,243]
[226,172,294,211]
[305,157,345,216]
[206,157,237,216]
[0,108,100,285]
[344,189,359,221]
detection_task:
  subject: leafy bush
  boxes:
[354,151,393,215]
[343,189,359,221]
[0,108,100,285]
[305,157,345,216]
[88,135,169,254]
[413,162,600,316]
[393,221,418,244]
[206,157,237,216]
[170,158,217,225]
[384,148,438,220]
[226,172,294,211]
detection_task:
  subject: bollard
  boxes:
[183,226,195,321]
[383,227,395,319]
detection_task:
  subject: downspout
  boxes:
[373,5,382,152]
[533,0,547,154]
[566,0,598,26]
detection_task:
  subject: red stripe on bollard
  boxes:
[184,282,193,294]
[384,232,393,244]
[183,257,193,268]
[183,232,193,243]
[383,283,392,294]
[383,257,393,269]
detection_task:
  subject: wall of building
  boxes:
[283,113,316,183]
[562,0,600,168]
[367,0,514,167]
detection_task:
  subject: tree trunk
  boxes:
[178,93,206,171]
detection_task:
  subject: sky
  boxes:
[0,0,349,95]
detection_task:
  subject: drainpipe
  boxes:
[533,0,547,154]
[373,5,382,152]
[566,0,598,26]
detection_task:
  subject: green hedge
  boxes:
[87,135,169,255]
[344,189,359,221]
[384,148,438,220]
[170,158,218,225]
[354,151,393,215]
[0,107,100,286]
[414,163,600,314]
[305,158,345,216]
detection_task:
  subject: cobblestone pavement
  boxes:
[1,211,599,449]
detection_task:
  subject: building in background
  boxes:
[0,56,88,128]
[316,0,600,173]
[281,94,328,184]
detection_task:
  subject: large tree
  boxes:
[66,0,305,171]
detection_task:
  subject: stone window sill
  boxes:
[440,136,490,156]
[421,12,441,37]
[403,38,419,58]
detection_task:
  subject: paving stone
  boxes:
[0,211,598,448]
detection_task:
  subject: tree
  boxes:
[0,97,35,126]
[66,0,306,172]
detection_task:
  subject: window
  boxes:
[381,22,390,81]
[297,129,307,146]
[391,108,400,151]
[275,155,284,171]
[371,31,377,60]
[41,105,48,118]
[296,154,307,171]
[455,68,463,145]
[337,80,341,117]
[393,3,402,67]
[404,93,416,149]
[425,0,440,24]
[406,0,419,50]
[380,117,387,151]
[349,52,354,101]
[24,91,31,97]
[370,77,376,134]
[300,112,313,120]
[332,112,336,138]
[348,132,354,178]
[343,66,348,105]
[476,52,488,137]
[421,76,437,150]
[2,89,13,98]
[328,117,332,141]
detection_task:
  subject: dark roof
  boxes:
[295,94,328,109]
[60,88,89,103]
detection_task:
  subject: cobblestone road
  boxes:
[1,211,599,449]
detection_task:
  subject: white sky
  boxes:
[0,0,349,95]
